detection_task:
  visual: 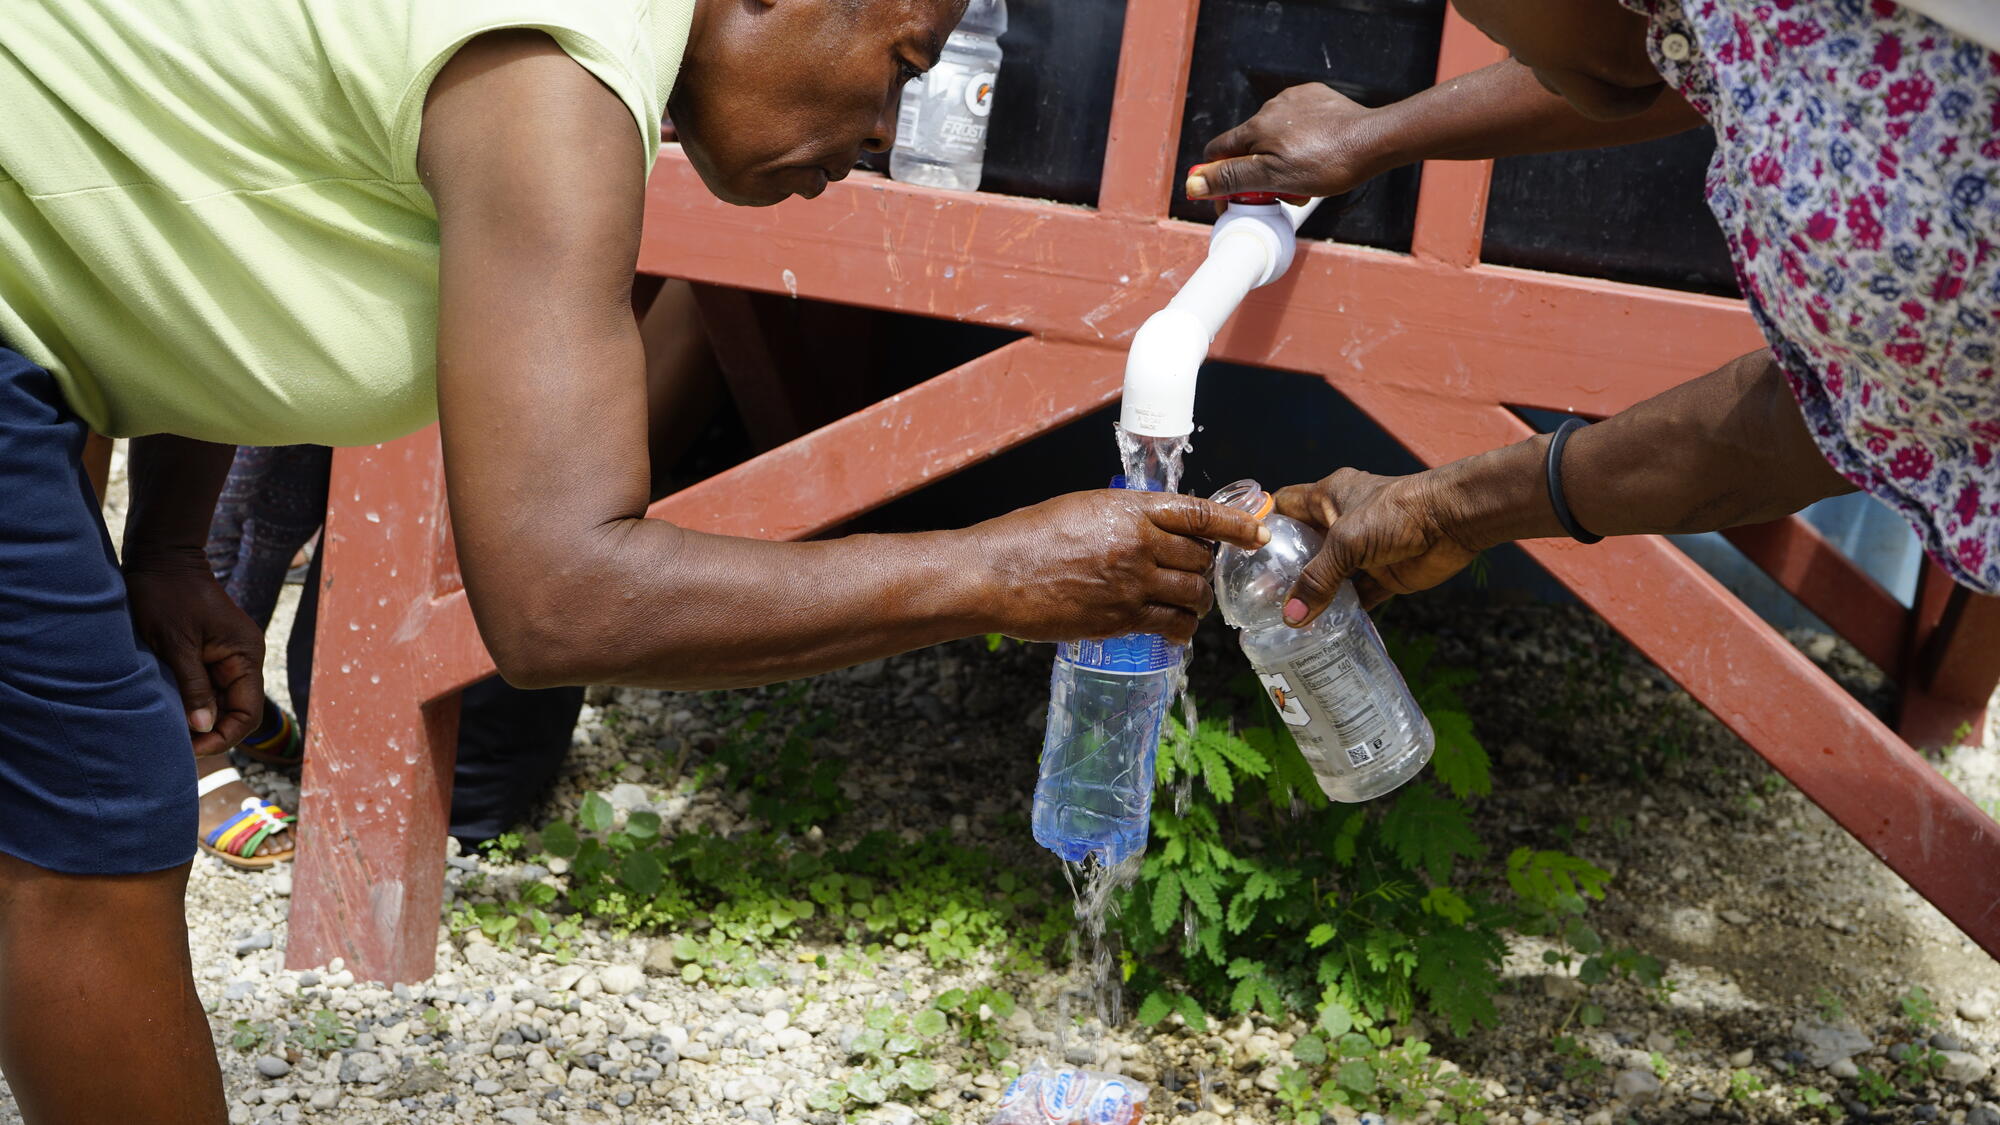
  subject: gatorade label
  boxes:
[1040,1069,1087,1122]
[1062,635,1182,676]
[965,71,998,116]
[1258,672,1311,727]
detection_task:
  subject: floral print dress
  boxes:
[1618,0,2000,592]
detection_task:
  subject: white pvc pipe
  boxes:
[1120,197,1325,439]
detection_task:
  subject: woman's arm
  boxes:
[421,33,1266,691]
[1188,58,1705,201]
[1274,350,1858,624]
[122,435,266,752]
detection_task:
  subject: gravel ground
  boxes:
[12,450,2000,1125]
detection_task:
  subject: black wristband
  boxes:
[1546,418,1604,545]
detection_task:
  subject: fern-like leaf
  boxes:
[1379,783,1482,882]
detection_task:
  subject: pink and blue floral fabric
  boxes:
[1620,0,2000,592]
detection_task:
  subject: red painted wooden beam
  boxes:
[638,154,1769,419]
[1098,0,1203,220]
[1410,12,1508,267]
[1721,517,1907,678]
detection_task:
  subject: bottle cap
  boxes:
[1224,192,1283,206]
[1210,479,1273,521]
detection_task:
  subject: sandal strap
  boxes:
[242,705,304,762]
[197,766,245,799]
[205,803,294,857]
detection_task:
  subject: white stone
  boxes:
[762,1008,791,1032]
[1729,1048,1754,1067]
[1793,1019,1873,1067]
[1961,994,1996,1023]
[1613,1068,1662,1105]
[597,964,644,996]
[608,784,652,812]
[1941,1050,1992,1085]
[1828,1058,1860,1079]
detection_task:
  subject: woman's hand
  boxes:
[1273,469,1482,623]
[1188,83,1388,201]
[973,490,1270,645]
[124,550,265,756]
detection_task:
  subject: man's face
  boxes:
[670,0,968,206]
[1452,0,1667,121]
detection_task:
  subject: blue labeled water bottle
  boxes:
[1031,478,1183,866]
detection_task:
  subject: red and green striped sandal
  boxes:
[197,767,298,870]
[238,701,304,769]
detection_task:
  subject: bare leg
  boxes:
[0,853,225,1125]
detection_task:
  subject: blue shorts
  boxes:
[0,345,195,874]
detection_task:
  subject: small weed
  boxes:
[1796,1085,1838,1117]
[933,986,1016,1068]
[1649,1051,1672,1080]
[1728,1069,1766,1102]
[1552,1034,1602,1082]
[1815,987,1847,1024]
[807,1005,947,1113]
[1900,986,1939,1030]
[1854,1066,1895,1108]
[293,1009,356,1054]
[229,1020,277,1054]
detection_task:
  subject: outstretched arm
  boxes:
[420,32,1267,691]
[1188,58,1704,201]
[1273,350,1857,624]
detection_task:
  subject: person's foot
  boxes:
[195,755,296,868]
[238,700,304,769]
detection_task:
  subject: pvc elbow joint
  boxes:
[1119,307,1209,439]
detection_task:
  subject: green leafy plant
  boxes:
[1815,987,1847,1024]
[1854,1066,1896,1108]
[1551,1034,1602,1082]
[1115,636,1631,1121]
[1796,1085,1839,1117]
[808,1005,947,1113]
[230,1020,277,1054]
[1275,1021,1487,1125]
[1900,986,1939,1030]
[1649,1051,1672,1080]
[293,1009,356,1054]
[933,987,1016,1067]
[1729,1069,1767,1102]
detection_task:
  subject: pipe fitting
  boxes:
[1210,202,1296,289]
[1119,307,1209,439]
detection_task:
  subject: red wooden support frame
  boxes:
[290,2,2000,983]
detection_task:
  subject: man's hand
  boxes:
[1189,83,1387,201]
[972,490,1270,645]
[124,550,264,756]
[1273,470,1482,624]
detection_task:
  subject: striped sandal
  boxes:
[197,767,298,870]
[238,701,304,769]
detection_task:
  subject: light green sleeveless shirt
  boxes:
[0,0,694,445]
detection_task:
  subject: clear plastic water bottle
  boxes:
[987,1060,1148,1125]
[1210,479,1434,802]
[889,0,1006,192]
[1032,479,1181,867]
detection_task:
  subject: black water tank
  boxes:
[1172,0,1449,251]
[1483,129,1738,295]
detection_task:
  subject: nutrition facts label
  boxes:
[1283,644,1393,769]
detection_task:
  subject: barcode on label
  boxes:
[1291,645,1392,767]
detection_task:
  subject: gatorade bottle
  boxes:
[1210,479,1433,802]
[889,0,1007,192]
